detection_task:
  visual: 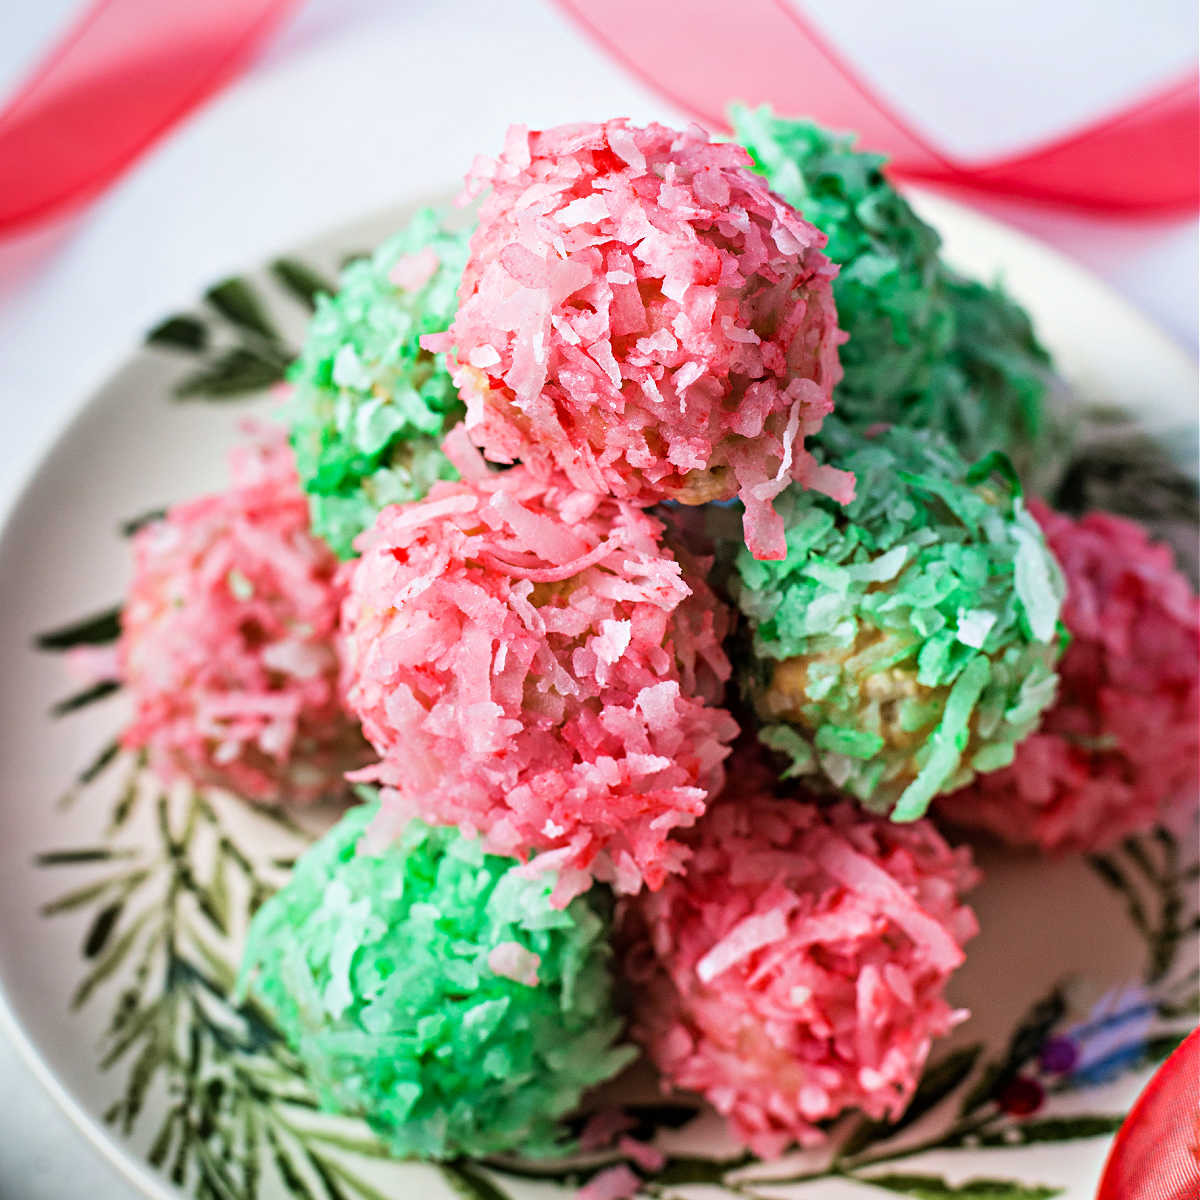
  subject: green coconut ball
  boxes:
[731,422,1065,821]
[731,106,1054,468]
[288,210,471,559]
[239,800,636,1160]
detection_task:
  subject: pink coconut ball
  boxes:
[619,748,979,1158]
[937,503,1199,855]
[339,453,739,904]
[119,428,367,804]
[428,119,849,561]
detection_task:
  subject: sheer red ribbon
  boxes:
[0,0,301,237]
[0,0,1195,239]
[555,0,1199,215]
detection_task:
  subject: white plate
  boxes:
[0,189,1195,1200]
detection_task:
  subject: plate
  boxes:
[0,189,1196,1200]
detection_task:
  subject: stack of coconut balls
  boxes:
[116,114,1199,1163]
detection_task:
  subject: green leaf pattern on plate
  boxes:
[29,252,1197,1200]
[33,743,1197,1197]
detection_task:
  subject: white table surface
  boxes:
[0,1,1195,1196]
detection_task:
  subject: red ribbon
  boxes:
[0,0,301,237]
[0,0,1194,238]
[555,0,1199,215]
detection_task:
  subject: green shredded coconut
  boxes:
[288,210,471,558]
[731,106,1056,469]
[239,800,635,1160]
[733,422,1065,819]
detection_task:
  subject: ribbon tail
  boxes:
[554,0,1199,215]
[0,0,302,237]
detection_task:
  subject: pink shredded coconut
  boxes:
[487,941,541,986]
[578,1109,638,1152]
[428,120,849,560]
[118,427,367,804]
[577,1165,642,1200]
[617,1135,666,1173]
[618,748,979,1158]
[340,462,738,904]
[938,503,1199,854]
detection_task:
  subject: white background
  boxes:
[0,1,1196,1196]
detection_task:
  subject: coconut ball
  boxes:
[938,504,1199,853]
[289,209,470,558]
[430,119,849,561]
[340,455,739,903]
[118,429,367,803]
[732,107,1055,472]
[241,799,636,1160]
[732,422,1064,820]
[618,749,978,1158]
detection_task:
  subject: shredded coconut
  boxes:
[119,426,367,803]
[340,461,738,902]
[939,503,1199,853]
[619,746,979,1157]
[430,119,848,560]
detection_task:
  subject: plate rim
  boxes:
[0,184,1195,1200]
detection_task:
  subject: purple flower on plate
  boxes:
[1038,1035,1080,1075]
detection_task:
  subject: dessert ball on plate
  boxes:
[431,119,849,561]
[732,107,1054,471]
[289,209,470,558]
[340,454,739,903]
[119,428,366,804]
[732,422,1064,819]
[241,799,635,1160]
[618,749,979,1158]
[938,504,1199,853]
